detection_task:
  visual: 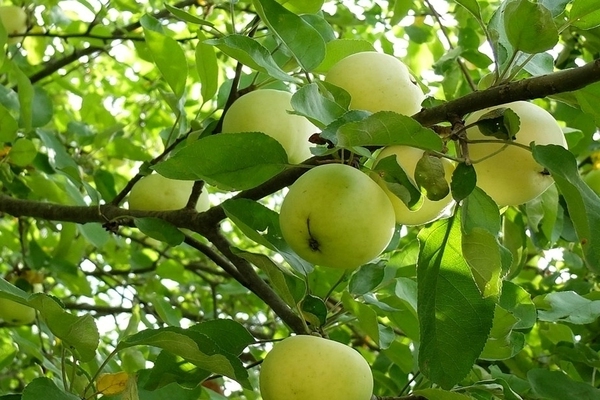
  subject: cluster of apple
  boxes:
[0,5,27,45]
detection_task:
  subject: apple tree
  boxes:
[1,0,600,399]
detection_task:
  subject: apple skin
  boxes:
[584,169,600,195]
[0,6,27,45]
[0,298,36,325]
[259,335,373,400]
[375,146,455,226]
[325,51,425,116]
[222,89,316,164]
[128,174,210,212]
[279,163,395,269]
[465,101,567,206]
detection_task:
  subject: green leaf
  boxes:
[278,0,324,14]
[417,214,495,389]
[189,319,255,355]
[499,281,536,330]
[195,31,219,103]
[413,388,474,400]
[134,217,185,246]
[462,187,500,235]
[142,15,188,98]
[0,104,17,142]
[394,278,418,313]
[222,198,313,274]
[300,294,327,327]
[11,62,33,131]
[504,0,558,54]
[528,369,600,400]
[372,155,422,210]
[254,0,326,71]
[290,83,346,127]
[204,35,294,82]
[336,111,444,150]
[153,132,288,191]
[570,0,600,29]
[9,139,37,167]
[118,327,250,388]
[314,39,376,73]
[28,294,99,362]
[22,377,80,400]
[31,87,53,128]
[342,292,386,348]
[454,0,483,21]
[165,3,216,27]
[475,107,520,140]
[349,263,386,295]
[537,291,600,324]
[414,154,450,201]
[462,228,503,298]
[532,144,600,272]
[480,305,525,360]
[234,249,306,307]
[450,162,476,201]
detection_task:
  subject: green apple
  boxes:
[260,335,373,400]
[374,146,455,225]
[0,6,27,45]
[584,169,600,196]
[128,174,210,212]
[325,51,425,116]
[0,298,36,325]
[465,101,567,206]
[279,163,395,269]
[222,89,316,164]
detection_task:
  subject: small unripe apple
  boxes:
[465,101,567,206]
[0,298,36,325]
[279,163,395,269]
[584,169,600,195]
[374,146,455,226]
[222,89,316,164]
[325,51,425,116]
[0,6,27,45]
[260,335,373,400]
[128,174,210,212]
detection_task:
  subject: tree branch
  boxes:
[414,58,600,126]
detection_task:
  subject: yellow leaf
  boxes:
[96,371,129,396]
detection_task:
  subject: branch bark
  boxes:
[2,58,600,337]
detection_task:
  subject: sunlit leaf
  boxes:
[417,214,495,388]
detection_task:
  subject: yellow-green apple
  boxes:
[374,146,455,225]
[465,101,567,206]
[222,89,316,164]
[584,169,600,196]
[260,335,373,400]
[0,6,27,45]
[279,163,395,269]
[0,298,36,325]
[325,51,425,115]
[128,174,210,212]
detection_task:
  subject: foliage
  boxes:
[1,0,600,399]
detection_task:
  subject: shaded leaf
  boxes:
[373,155,422,210]
[22,377,80,400]
[134,217,184,246]
[537,291,600,324]
[451,162,477,201]
[414,154,450,201]
[528,369,600,400]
